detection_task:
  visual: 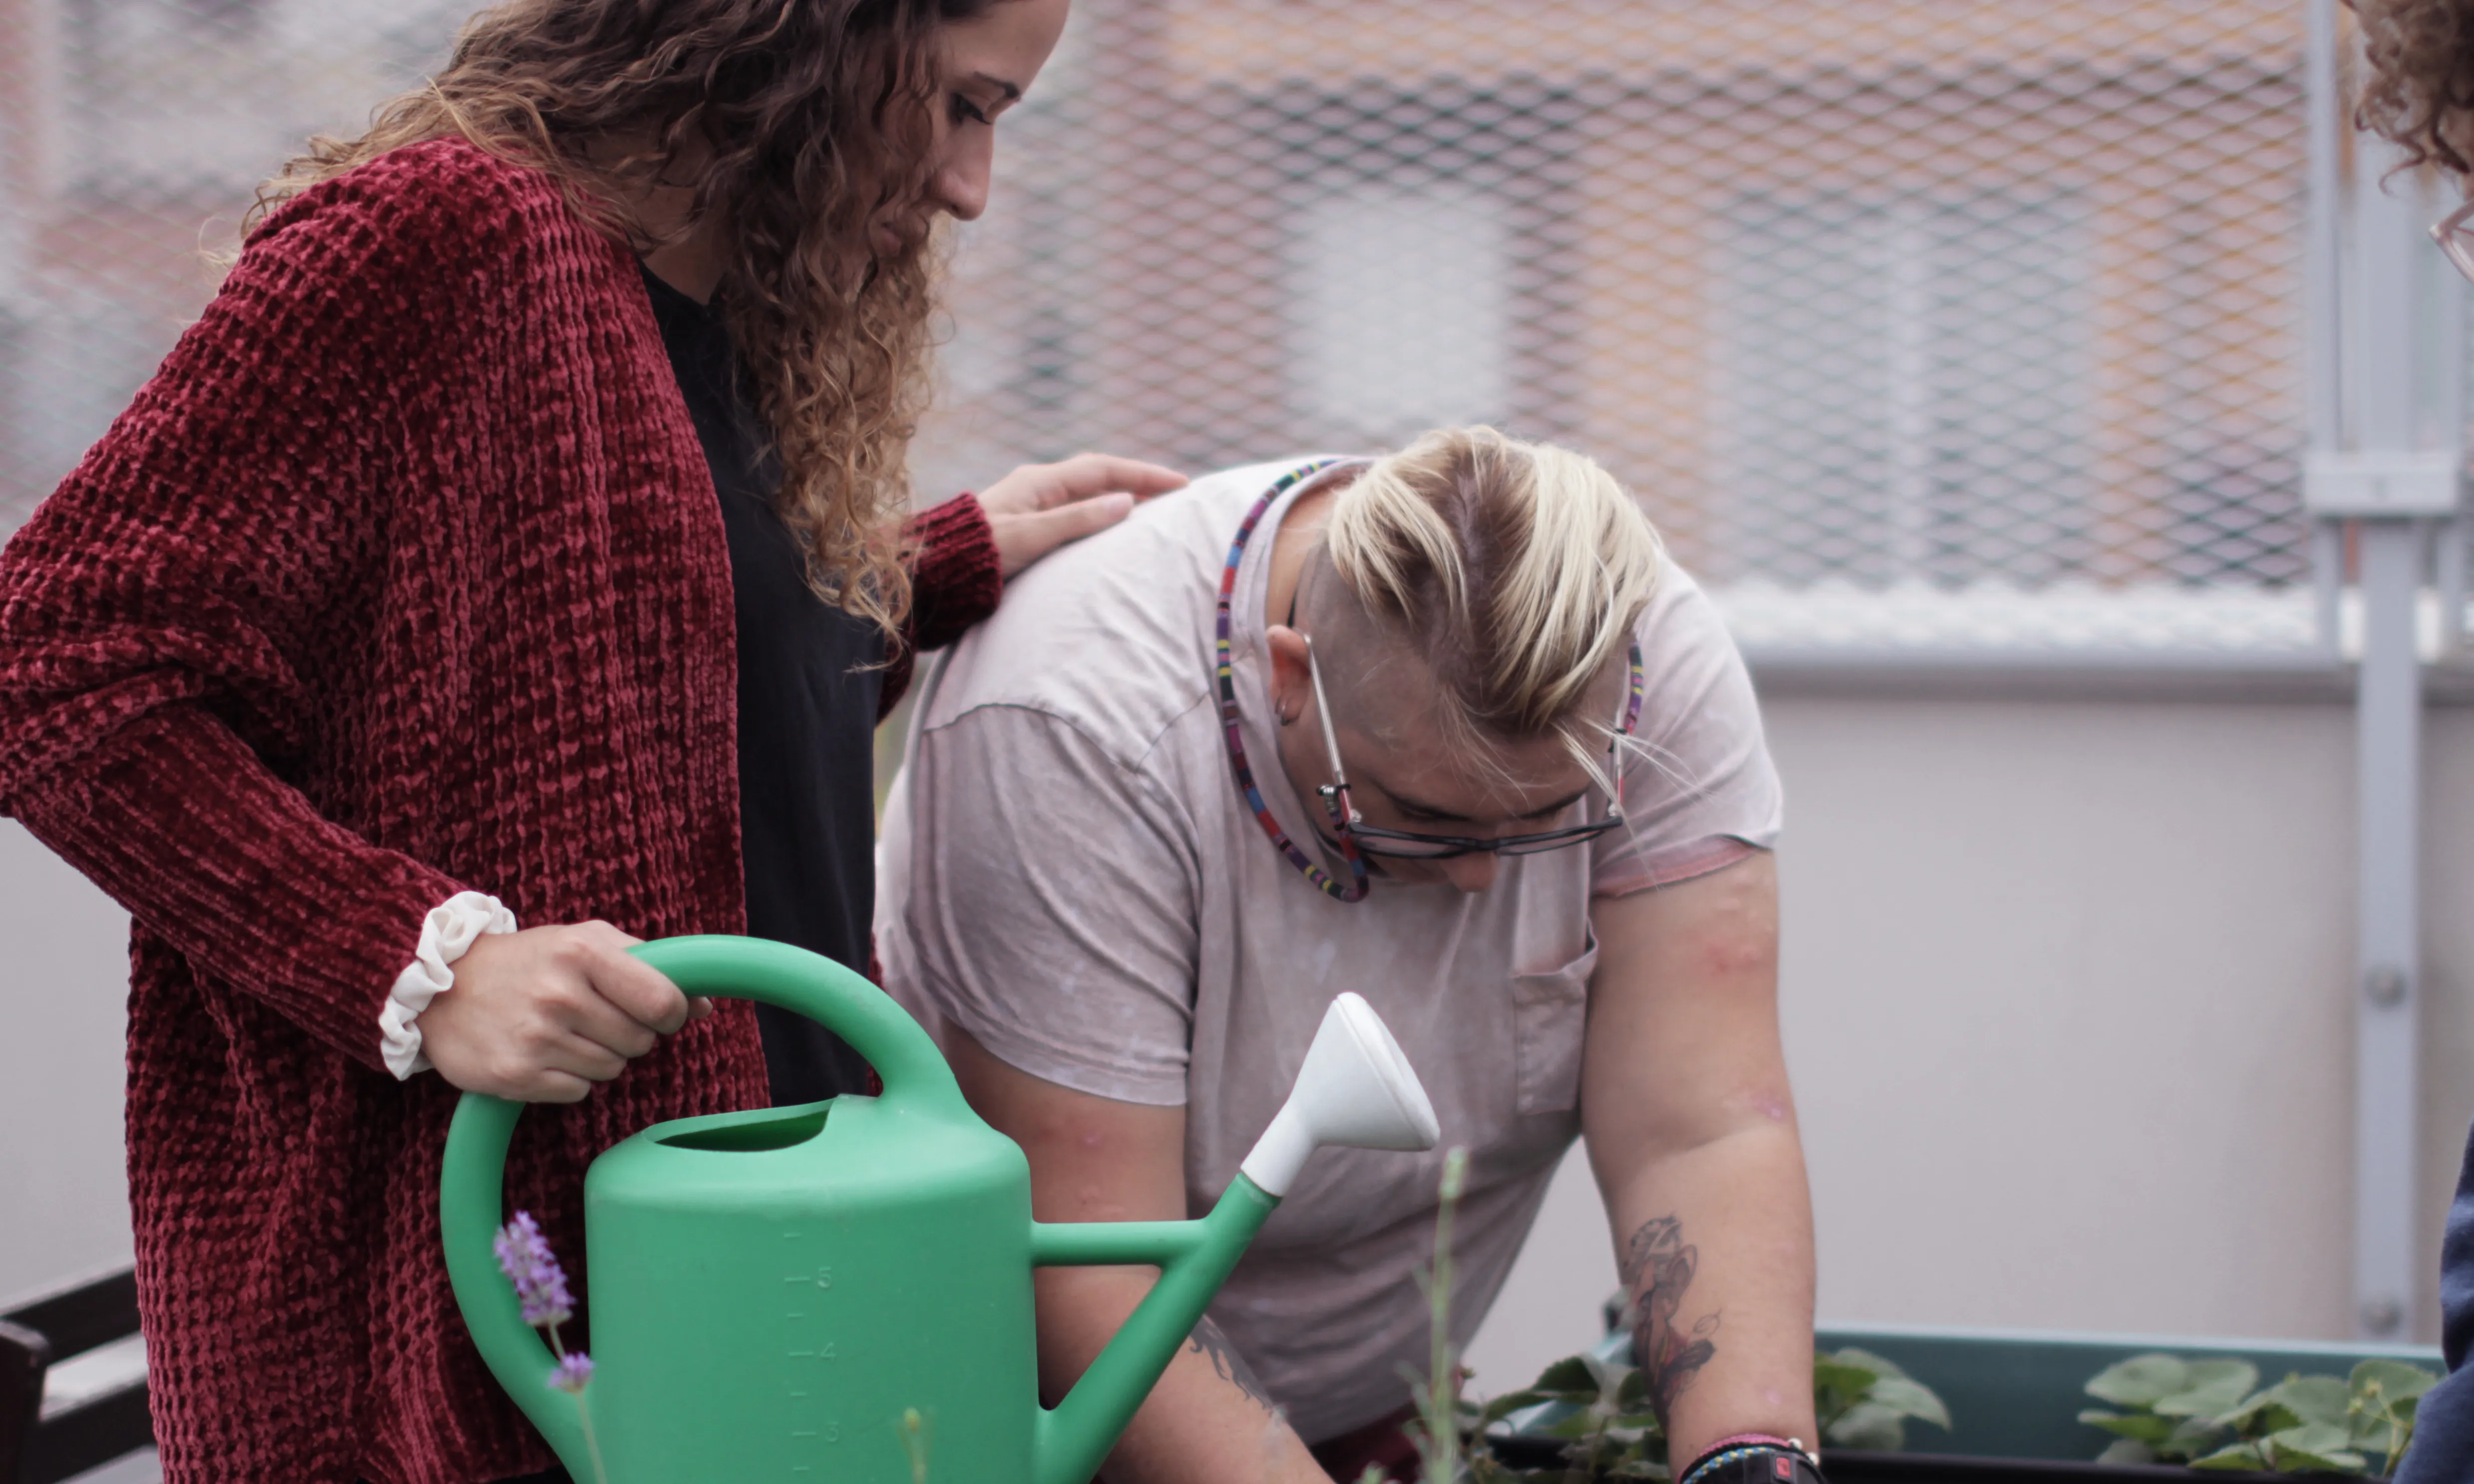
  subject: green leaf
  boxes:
[2087,1354,2193,1408]
[1827,1347,1914,1381]
[2215,1392,2296,1438]
[2346,1385,2424,1455]
[1812,1350,1883,1431]
[1613,1366,1649,1414]
[2266,1376,2353,1431]
[1868,1375,1952,1431]
[2080,1409,2175,1443]
[2260,1421,2367,1474]
[2158,1416,2236,1464]
[2219,1376,2354,1438]
[1824,1400,1909,1453]
[2153,1360,2261,1420]
[1532,1357,1599,1398]
[2096,1438,2160,1466]
[2352,1358,2440,1406]
[1812,1357,1878,1400]
[1475,1391,1552,1432]
[2189,1439,2272,1471]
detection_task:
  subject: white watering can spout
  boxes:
[1238,993,1442,1198]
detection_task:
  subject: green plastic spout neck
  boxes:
[1028,1175,1279,1484]
[1026,991,1441,1484]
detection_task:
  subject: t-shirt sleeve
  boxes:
[877,702,1201,1105]
[1590,562,1783,898]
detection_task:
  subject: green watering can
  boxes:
[442,935,1440,1484]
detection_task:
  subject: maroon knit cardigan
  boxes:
[0,139,1000,1484]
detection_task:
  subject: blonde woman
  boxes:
[877,429,1819,1484]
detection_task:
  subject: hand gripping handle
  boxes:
[439,935,963,1475]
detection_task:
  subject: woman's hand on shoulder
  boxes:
[417,922,715,1103]
[977,452,1186,578]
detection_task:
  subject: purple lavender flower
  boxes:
[493,1211,575,1328]
[548,1351,596,1395]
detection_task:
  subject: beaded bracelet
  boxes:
[1677,1434,1824,1484]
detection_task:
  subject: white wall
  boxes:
[9,692,2472,1407]
[1466,692,2474,1395]
[0,819,133,1305]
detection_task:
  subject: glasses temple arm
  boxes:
[1303,639,1353,801]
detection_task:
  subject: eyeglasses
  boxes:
[1300,637,1640,861]
[2432,197,2474,285]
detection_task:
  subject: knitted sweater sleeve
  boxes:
[0,154,501,1069]
[878,492,1002,720]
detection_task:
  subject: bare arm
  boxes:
[1581,851,1817,1472]
[942,1024,1332,1484]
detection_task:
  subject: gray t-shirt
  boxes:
[875,457,1782,1442]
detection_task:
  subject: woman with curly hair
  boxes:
[2357,0,2474,179]
[2354,9,2474,1480]
[0,1,1175,1480]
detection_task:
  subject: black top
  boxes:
[642,264,879,1103]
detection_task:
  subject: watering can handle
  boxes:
[439,935,968,1475]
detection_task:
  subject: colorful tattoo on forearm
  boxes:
[1620,1215,1719,1427]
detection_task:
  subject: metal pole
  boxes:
[2428,224,2469,658]
[2442,519,2468,656]
[2353,518,2424,1339]
[2303,0,2453,1340]
[2313,521,2346,655]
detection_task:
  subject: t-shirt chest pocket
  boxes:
[1510,926,1598,1115]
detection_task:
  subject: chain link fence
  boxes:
[0,0,2360,654]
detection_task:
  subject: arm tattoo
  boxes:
[1620,1215,1719,1428]
[1187,1317,1278,1414]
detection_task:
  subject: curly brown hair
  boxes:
[2355,0,2474,176]
[243,0,998,634]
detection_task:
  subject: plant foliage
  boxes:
[2078,1354,2438,1476]
[1462,1345,1949,1482]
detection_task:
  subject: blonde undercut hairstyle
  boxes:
[1320,426,1664,782]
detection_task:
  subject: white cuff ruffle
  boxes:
[380,891,518,1080]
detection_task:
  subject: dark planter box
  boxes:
[1489,1323,2445,1482]
[1806,1455,2225,1482]
[1490,1433,2189,1481]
